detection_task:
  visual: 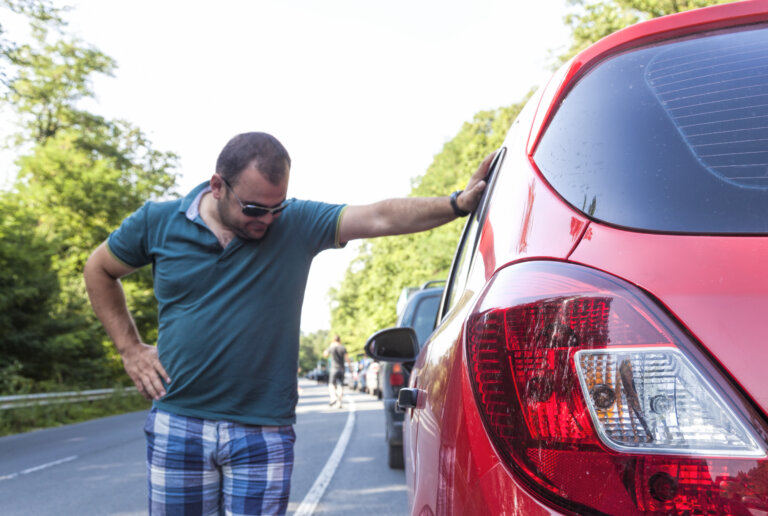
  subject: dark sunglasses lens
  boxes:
[241,203,287,217]
[242,206,269,217]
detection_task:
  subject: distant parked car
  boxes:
[356,359,371,392]
[306,362,328,384]
[375,280,444,469]
[364,361,381,398]
[366,3,768,514]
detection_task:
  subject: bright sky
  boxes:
[11,0,572,333]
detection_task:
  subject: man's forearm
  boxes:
[341,196,459,242]
[339,153,493,243]
[84,261,143,355]
[370,196,457,236]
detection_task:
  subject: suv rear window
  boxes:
[534,24,768,234]
[411,294,440,346]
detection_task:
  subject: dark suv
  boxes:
[377,280,444,469]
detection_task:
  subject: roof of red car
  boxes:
[528,0,768,155]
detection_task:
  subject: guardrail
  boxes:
[0,387,138,410]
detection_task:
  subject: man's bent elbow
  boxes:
[84,242,133,284]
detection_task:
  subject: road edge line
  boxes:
[0,454,78,481]
[294,398,356,516]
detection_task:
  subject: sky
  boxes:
[6,0,572,333]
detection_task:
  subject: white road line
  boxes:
[294,398,356,516]
[0,455,78,481]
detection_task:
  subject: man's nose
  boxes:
[257,211,277,224]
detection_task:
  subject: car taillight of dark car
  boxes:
[390,363,405,390]
[465,260,768,515]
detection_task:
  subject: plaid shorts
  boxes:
[144,407,295,516]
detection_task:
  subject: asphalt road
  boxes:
[0,379,408,515]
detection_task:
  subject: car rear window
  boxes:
[411,293,440,346]
[534,24,768,234]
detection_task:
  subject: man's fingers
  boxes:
[144,372,167,400]
[478,151,497,177]
[465,180,486,203]
[141,357,169,400]
[136,387,152,401]
[155,361,171,385]
[132,376,153,400]
[471,179,487,194]
[124,345,170,401]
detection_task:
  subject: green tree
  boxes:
[13,126,177,384]
[0,192,59,387]
[0,1,178,388]
[299,329,330,375]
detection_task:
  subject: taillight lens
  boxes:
[390,363,405,388]
[466,261,768,515]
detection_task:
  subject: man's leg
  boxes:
[335,376,344,408]
[219,423,295,516]
[328,380,337,406]
[144,407,222,515]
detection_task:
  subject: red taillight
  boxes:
[390,363,405,387]
[466,261,768,515]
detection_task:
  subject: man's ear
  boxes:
[210,174,225,200]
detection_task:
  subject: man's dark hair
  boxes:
[216,132,291,185]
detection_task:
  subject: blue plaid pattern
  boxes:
[144,407,295,515]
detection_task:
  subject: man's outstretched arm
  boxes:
[83,242,170,400]
[338,152,495,244]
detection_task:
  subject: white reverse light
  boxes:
[575,347,765,458]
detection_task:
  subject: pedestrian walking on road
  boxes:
[83,131,494,515]
[323,335,350,408]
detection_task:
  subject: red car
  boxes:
[366,2,768,514]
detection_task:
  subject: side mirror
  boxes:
[364,327,419,362]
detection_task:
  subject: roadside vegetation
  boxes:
[1,0,736,432]
[0,388,150,437]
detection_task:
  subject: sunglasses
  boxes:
[220,176,292,217]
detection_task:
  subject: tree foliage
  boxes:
[0,192,58,385]
[0,1,178,390]
[299,329,330,375]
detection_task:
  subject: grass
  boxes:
[0,388,152,437]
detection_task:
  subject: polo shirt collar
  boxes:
[180,181,212,221]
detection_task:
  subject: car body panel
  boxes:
[475,148,589,277]
[411,286,563,515]
[569,227,768,415]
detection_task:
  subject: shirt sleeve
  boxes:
[106,201,153,268]
[290,200,347,254]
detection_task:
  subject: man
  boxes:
[84,131,492,515]
[323,335,350,408]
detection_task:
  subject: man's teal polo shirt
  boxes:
[107,182,346,426]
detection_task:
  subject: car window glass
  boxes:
[444,217,477,314]
[412,294,441,347]
[534,25,768,233]
[442,148,505,317]
[470,147,506,254]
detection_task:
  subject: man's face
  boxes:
[214,164,289,241]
